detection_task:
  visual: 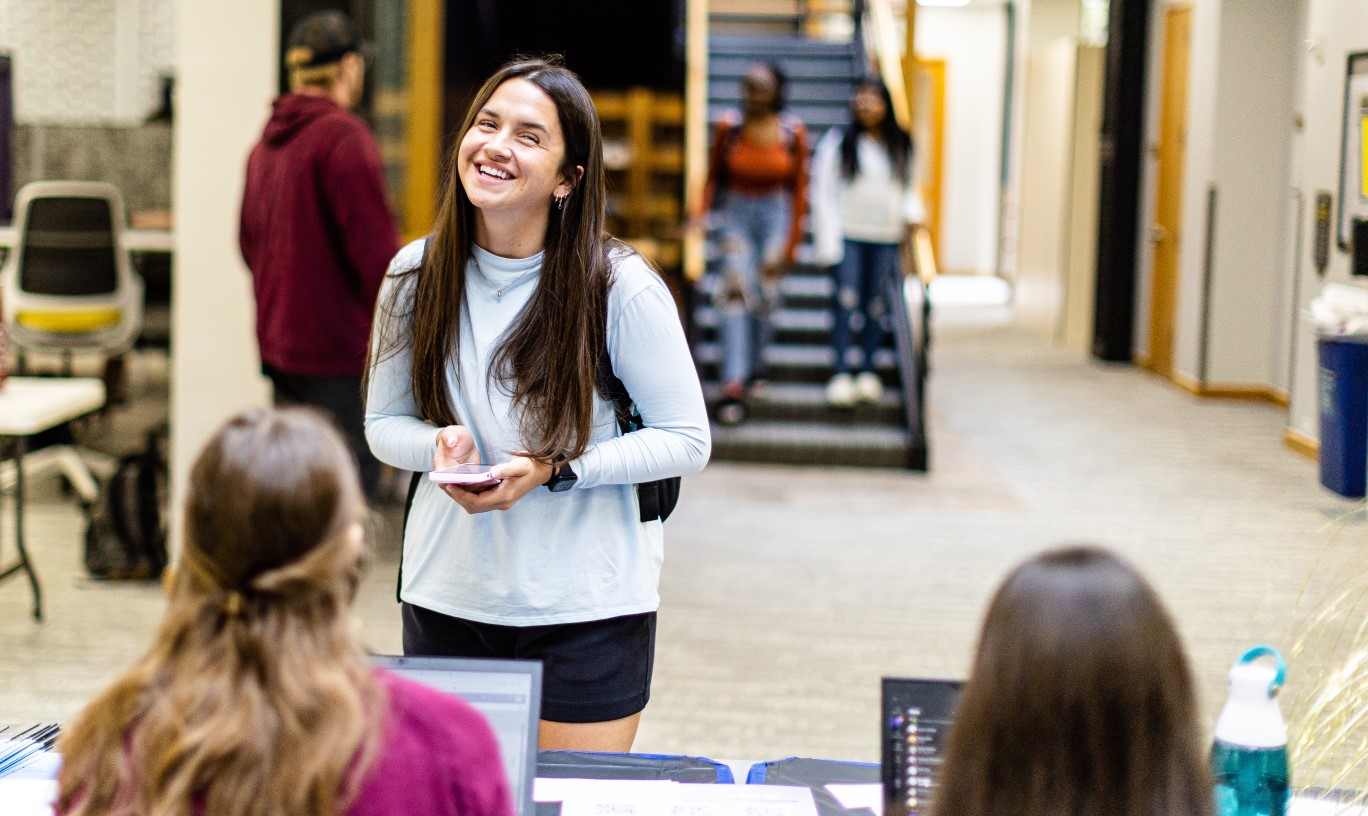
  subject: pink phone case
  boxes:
[428,465,500,486]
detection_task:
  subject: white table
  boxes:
[0,227,173,253]
[0,378,107,621]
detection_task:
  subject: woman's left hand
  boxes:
[762,258,790,281]
[444,455,553,514]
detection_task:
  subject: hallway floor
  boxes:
[1,299,1362,775]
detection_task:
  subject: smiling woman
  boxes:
[458,78,582,254]
[363,57,711,753]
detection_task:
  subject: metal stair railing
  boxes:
[888,227,936,470]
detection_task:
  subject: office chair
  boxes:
[3,181,144,370]
[0,181,143,503]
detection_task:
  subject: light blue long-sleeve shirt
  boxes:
[365,239,710,625]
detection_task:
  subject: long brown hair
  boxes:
[928,546,1212,816]
[371,56,620,464]
[56,408,381,816]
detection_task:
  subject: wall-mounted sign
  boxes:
[1316,190,1333,275]
[1337,52,1368,251]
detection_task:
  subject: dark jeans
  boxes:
[262,365,379,499]
[831,239,899,374]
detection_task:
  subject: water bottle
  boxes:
[1211,646,1290,816]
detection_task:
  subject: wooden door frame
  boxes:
[405,0,443,241]
[1146,4,1191,376]
[914,58,946,264]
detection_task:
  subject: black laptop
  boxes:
[881,677,963,816]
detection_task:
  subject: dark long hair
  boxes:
[839,79,911,182]
[928,546,1212,816]
[371,56,620,464]
[758,61,787,114]
[58,408,379,816]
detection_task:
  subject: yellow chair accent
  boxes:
[15,309,122,333]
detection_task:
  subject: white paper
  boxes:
[825,783,883,816]
[534,777,819,816]
[550,779,679,816]
[672,782,820,816]
[534,778,680,803]
[1,749,61,781]
[1291,795,1368,816]
[0,779,57,816]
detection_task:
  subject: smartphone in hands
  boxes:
[428,463,501,489]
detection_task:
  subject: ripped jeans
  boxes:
[831,239,899,375]
[714,190,790,386]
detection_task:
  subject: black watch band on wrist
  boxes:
[544,461,578,492]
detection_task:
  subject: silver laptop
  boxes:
[371,655,542,816]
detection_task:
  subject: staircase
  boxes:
[693,32,929,470]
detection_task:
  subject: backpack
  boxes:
[596,348,681,523]
[83,429,168,580]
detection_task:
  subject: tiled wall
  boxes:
[0,0,175,125]
[1,0,175,215]
[11,123,171,214]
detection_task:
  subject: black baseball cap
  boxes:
[286,10,374,68]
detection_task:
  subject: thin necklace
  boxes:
[472,254,536,302]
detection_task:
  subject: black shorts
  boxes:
[401,603,656,724]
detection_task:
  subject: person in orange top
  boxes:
[699,62,809,425]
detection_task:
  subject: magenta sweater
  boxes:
[57,671,516,816]
[345,671,516,816]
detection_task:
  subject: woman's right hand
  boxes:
[433,425,476,469]
[433,426,486,500]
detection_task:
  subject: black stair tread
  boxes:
[710,68,860,87]
[709,34,861,53]
[695,271,833,298]
[701,243,830,267]
[704,380,903,409]
[707,104,848,132]
[693,342,900,371]
[710,419,910,450]
[693,308,831,333]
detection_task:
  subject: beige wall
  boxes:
[1286,0,1368,438]
[1014,38,1077,334]
[914,6,1009,277]
[168,0,276,554]
[999,0,1080,328]
[1060,45,1105,350]
[1135,0,1300,391]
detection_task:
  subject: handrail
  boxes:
[864,0,911,131]
[892,233,930,470]
[908,223,938,282]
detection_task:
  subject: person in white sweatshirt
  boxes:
[809,79,924,407]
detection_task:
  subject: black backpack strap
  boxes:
[397,469,422,603]
[596,344,670,523]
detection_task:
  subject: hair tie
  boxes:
[224,591,247,618]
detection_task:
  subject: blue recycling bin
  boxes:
[1317,336,1368,497]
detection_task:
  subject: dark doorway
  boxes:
[441,0,686,150]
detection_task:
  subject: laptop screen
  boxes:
[371,655,542,816]
[881,677,963,816]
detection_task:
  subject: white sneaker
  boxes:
[855,371,884,404]
[826,373,855,407]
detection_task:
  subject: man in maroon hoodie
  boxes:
[239,10,399,498]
